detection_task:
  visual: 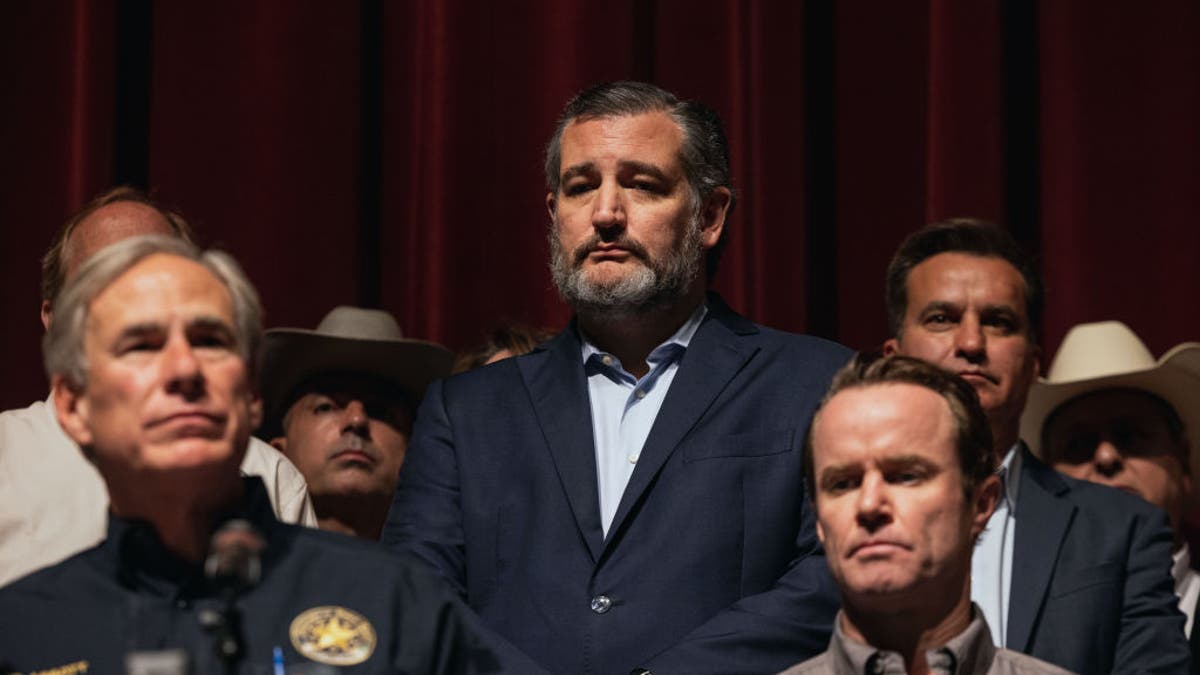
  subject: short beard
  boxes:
[549,217,703,317]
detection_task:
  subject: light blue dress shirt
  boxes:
[581,304,707,536]
[971,444,1022,647]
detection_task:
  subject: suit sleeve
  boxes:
[1113,505,1191,673]
[641,483,839,674]
[382,379,468,595]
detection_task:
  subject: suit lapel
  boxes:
[602,300,759,553]
[1008,447,1075,652]
[519,329,605,562]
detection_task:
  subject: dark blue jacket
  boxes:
[384,296,851,674]
[1009,448,1190,674]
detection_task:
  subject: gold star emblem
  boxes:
[290,606,377,666]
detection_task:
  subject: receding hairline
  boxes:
[810,381,965,485]
[64,202,177,280]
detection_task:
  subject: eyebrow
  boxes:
[877,454,939,470]
[917,300,961,315]
[619,160,670,182]
[113,322,164,342]
[112,316,235,341]
[560,162,596,184]
[560,160,672,185]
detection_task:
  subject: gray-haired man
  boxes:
[0,235,526,674]
[0,187,314,587]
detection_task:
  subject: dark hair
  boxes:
[452,322,554,374]
[544,81,736,279]
[885,218,1043,343]
[42,186,195,307]
[803,353,996,500]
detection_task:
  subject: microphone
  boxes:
[200,519,266,672]
[204,519,265,590]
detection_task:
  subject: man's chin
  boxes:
[129,436,243,475]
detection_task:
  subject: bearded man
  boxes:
[382,81,851,675]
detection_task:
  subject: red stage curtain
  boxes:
[1,0,1198,410]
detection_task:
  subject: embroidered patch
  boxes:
[30,662,89,675]
[289,606,376,666]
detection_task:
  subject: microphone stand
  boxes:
[200,520,264,675]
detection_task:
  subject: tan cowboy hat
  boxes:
[258,306,453,437]
[1020,321,1200,469]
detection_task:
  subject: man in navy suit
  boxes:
[883,219,1189,673]
[383,82,850,674]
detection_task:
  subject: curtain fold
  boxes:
[1,0,1197,409]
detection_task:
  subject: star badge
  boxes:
[289,606,377,666]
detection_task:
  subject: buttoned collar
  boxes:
[579,303,708,376]
[826,605,998,674]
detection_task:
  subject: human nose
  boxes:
[855,474,892,532]
[341,400,370,435]
[591,181,626,233]
[953,315,986,362]
[1092,440,1124,478]
[163,337,204,399]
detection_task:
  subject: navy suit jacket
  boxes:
[383,297,851,675]
[1009,448,1190,673]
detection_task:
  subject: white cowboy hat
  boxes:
[1020,321,1200,471]
[258,306,453,437]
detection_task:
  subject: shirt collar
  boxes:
[827,605,998,673]
[579,302,708,366]
[996,443,1022,509]
[104,477,282,598]
[1173,546,1192,595]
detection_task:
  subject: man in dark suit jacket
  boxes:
[383,81,850,674]
[883,219,1189,672]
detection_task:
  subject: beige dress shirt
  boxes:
[778,606,1075,675]
[0,397,316,587]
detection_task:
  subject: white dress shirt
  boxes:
[1173,545,1200,637]
[581,305,707,536]
[972,444,1021,647]
[0,395,316,587]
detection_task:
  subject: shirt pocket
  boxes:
[682,427,795,463]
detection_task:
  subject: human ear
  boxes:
[53,375,94,449]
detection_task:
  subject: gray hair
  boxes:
[44,235,263,390]
[544,81,736,279]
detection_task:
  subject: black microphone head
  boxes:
[204,519,265,589]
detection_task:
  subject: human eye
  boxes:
[1111,423,1151,448]
[120,339,158,354]
[631,178,665,194]
[820,471,860,495]
[888,470,923,485]
[563,179,595,197]
[883,458,934,485]
[311,398,337,415]
[189,321,237,352]
[921,311,956,331]
[982,312,1020,335]
[116,329,164,355]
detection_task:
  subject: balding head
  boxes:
[41,187,193,330]
[64,202,174,281]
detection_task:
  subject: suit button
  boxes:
[590,595,612,614]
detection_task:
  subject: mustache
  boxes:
[572,234,651,265]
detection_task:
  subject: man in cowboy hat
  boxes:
[261,306,453,539]
[1021,321,1200,648]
